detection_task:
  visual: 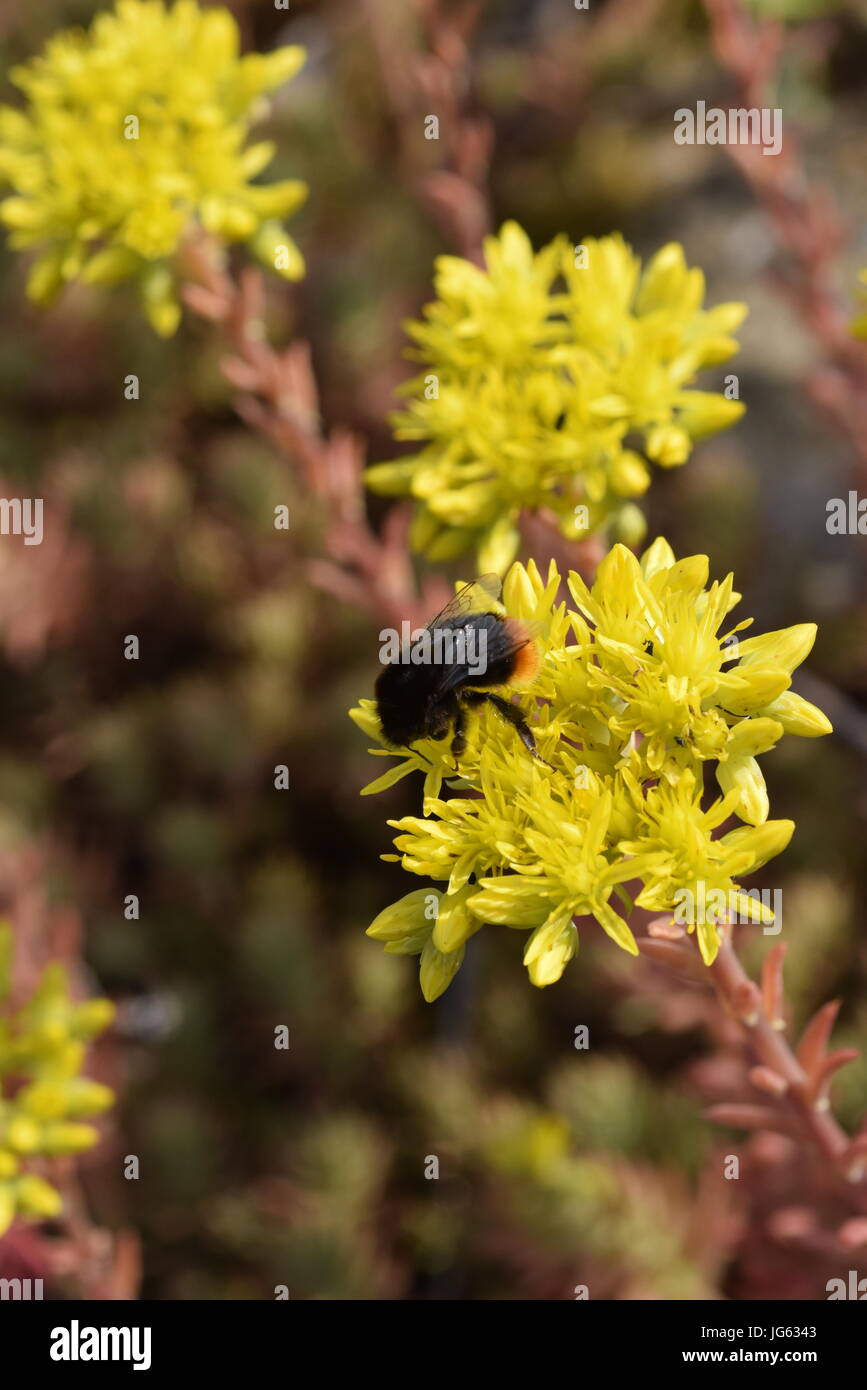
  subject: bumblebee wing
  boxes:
[425,574,503,630]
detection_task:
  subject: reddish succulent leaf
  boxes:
[704,1102,791,1133]
[796,1000,842,1075]
[748,1065,788,1097]
[637,938,706,979]
[760,942,787,1028]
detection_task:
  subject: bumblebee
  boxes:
[374,575,547,762]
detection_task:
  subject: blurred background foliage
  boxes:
[0,0,865,1299]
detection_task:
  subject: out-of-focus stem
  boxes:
[703,0,867,480]
[640,923,867,1207]
[708,936,851,1170]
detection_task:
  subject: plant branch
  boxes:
[640,919,867,1209]
[180,240,448,627]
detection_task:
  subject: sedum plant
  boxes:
[0,0,307,335]
[351,541,831,998]
[0,925,114,1236]
[365,222,746,571]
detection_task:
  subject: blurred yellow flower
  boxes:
[365,223,746,570]
[352,543,831,994]
[852,268,867,339]
[0,924,114,1235]
[0,0,307,334]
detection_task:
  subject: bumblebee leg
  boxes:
[453,689,489,759]
[450,701,467,759]
[475,691,553,770]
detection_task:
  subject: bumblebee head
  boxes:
[373,664,427,748]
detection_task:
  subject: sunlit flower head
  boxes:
[351,542,831,996]
[0,0,307,334]
[365,223,746,571]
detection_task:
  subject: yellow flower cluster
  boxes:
[351,542,832,997]
[0,0,307,335]
[365,223,746,571]
[0,925,115,1235]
